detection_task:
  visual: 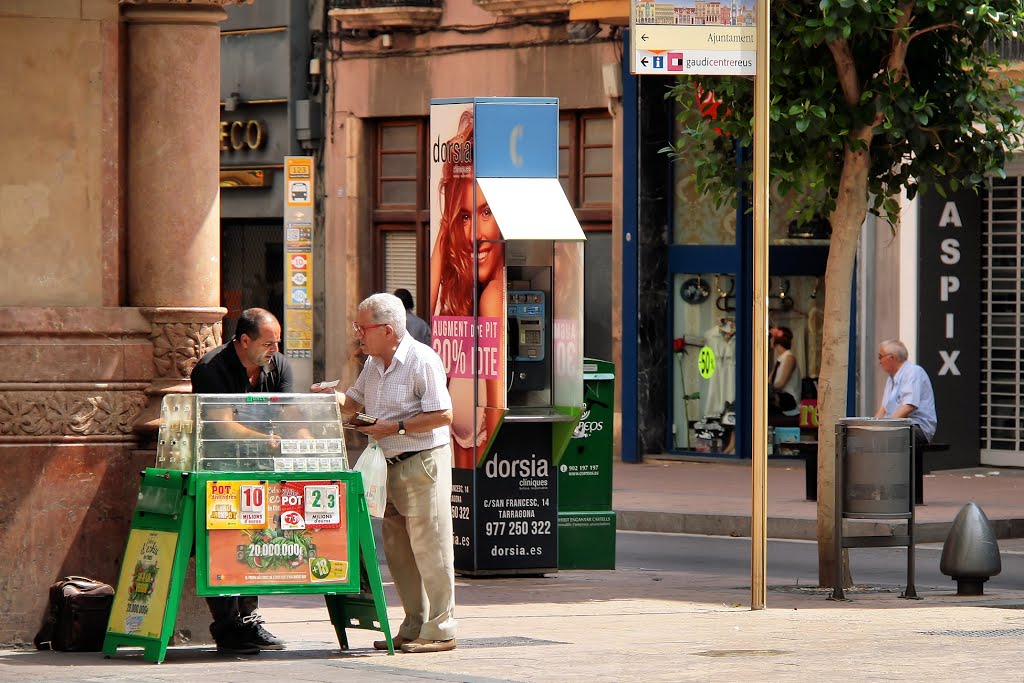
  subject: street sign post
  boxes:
[630,0,756,76]
[628,0,770,608]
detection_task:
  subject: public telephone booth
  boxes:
[429,97,586,575]
[102,393,393,663]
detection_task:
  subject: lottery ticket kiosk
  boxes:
[102,393,393,663]
[429,97,586,575]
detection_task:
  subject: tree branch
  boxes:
[909,21,960,42]
[827,38,861,107]
[886,2,915,79]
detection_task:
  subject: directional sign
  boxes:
[630,0,756,76]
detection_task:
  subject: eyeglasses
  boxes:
[352,322,388,335]
[878,353,893,360]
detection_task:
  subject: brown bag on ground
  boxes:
[34,576,115,651]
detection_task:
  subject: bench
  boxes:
[798,441,950,503]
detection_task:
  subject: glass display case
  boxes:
[156,393,348,472]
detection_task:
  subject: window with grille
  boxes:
[378,122,421,207]
[375,120,428,313]
[559,111,614,208]
[980,176,1024,456]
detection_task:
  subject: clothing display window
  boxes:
[670,273,825,455]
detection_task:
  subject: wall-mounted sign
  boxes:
[630,0,756,76]
[284,157,316,372]
[220,119,267,152]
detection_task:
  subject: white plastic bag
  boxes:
[354,440,387,518]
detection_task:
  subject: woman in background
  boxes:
[769,326,802,416]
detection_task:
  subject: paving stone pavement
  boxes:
[4,458,1023,681]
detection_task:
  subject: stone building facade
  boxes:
[0,0,245,644]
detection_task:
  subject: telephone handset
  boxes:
[507,290,545,362]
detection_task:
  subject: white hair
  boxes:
[359,293,407,339]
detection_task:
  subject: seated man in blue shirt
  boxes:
[874,339,937,445]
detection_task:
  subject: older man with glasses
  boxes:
[874,339,937,500]
[314,292,457,653]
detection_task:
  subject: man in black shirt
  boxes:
[190,308,290,654]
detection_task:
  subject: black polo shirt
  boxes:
[190,342,293,394]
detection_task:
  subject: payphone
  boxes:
[430,97,586,576]
[508,290,545,361]
[507,289,548,394]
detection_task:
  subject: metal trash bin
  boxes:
[839,417,913,516]
[832,417,917,601]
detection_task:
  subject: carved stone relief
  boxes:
[150,321,222,379]
[0,391,148,437]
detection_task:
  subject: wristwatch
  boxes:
[397,420,406,436]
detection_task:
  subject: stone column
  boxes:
[121,0,247,428]
[124,0,230,307]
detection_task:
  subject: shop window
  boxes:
[670,272,824,453]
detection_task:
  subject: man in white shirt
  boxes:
[314,293,457,653]
[874,339,937,444]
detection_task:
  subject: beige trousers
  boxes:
[382,443,458,641]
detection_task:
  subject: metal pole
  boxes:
[904,426,919,599]
[750,0,771,610]
[831,423,846,600]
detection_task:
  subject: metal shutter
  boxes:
[980,175,1024,463]
[383,231,417,297]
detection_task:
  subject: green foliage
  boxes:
[664,0,1024,222]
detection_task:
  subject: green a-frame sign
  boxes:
[102,467,393,663]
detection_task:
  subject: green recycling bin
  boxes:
[558,358,616,569]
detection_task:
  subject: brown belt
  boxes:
[385,450,420,466]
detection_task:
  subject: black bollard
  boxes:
[939,502,1002,596]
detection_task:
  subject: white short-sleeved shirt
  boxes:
[345,334,452,458]
[881,361,937,442]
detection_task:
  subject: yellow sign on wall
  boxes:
[107,529,177,639]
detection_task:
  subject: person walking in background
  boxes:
[395,287,431,346]
[313,293,458,653]
[190,307,289,655]
[874,338,937,445]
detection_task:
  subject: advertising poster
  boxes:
[108,529,177,639]
[206,480,350,587]
[205,480,268,530]
[429,101,507,470]
[471,422,557,571]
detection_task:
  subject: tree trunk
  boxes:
[816,135,871,587]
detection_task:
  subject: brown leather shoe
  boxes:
[373,635,413,651]
[400,638,457,653]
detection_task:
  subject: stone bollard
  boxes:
[939,502,1002,596]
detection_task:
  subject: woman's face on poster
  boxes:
[458,184,504,284]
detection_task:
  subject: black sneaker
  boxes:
[211,617,260,655]
[242,611,285,650]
